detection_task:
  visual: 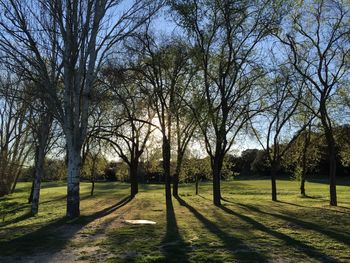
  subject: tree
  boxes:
[0,0,162,217]
[251,64,313,201]
[284,124,321,196]
[81,138,107,196]
[0,77,32,196]
[277,0,350,205]
[170,0,280,205]
[99,65,155,197]
[29,111,53,214]
[132,31,194,200]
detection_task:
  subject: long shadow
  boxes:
[308,178,350,186]
[175,196,270,262]
[237,203,350,247]
[161,198,189,262]
[0,212,32,227]
[0,194,93,228]
[0,202,30,225]
[219,205,340,262]
[0,195,132,257]
[277,200,350,213]
[221,197,235,204]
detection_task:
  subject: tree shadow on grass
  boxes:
[161,198,190,263]
[221,197,236,204]
[0,195,132,257]
[0,194,93,227]
[0,212,32,227]
[277,200,350,213]
[237,203,350,247]
[308,178,350,186]
[0,201,30,226]
[175,196,270,262]
[219,205,340,263]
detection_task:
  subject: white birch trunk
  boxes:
[66,137,81,218]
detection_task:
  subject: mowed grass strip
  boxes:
[0,179,349,262]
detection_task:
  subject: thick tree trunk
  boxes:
[0,161,11,196]
[212,155,223,206]
[163,137,171,200]
[271,162,278,201]
[130,160,139,197]
[0,179,10,197]
[66,144,81,218]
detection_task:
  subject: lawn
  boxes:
[0,179,349,262]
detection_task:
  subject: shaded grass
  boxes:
[0,179,349,262]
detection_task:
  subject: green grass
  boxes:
[0,179,349,262]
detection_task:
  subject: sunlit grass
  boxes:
[0,179,349,262]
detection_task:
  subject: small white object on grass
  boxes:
[124,220,156,225]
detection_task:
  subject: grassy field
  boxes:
[0,179,349,262]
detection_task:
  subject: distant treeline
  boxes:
[20,124,350,183]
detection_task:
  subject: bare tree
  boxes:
[170,0,280,205]
[0,77,32,196]
[29,111,53,214]
[0,0,162,217]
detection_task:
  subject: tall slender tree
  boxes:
[0,77,32,196]
[99,65,155,197]
[170,0,281,205]
[277,0,350,206]
[131,31,194,200]
[251,65,312,201]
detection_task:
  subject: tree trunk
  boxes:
[271,162,278,201]
[195,174,199,195]
[10,170,21,194]
[320,105,337,206]
[329,150,337,206]
[66,144,81,218]
[31,116,51,215]
[300,137,308,197]
[31,146,45,215]
[130,160,139,197]
[172,172,179,197]
[28,180,34,204]
[163,137,171,200]
[300,178,306,196]
[0,179,10,197]
[0,160,11,196]
[172,154,183,197]
[300,129,309,197]
[90,180,95,196]
[90,154,97,196]
[212,155,223,206]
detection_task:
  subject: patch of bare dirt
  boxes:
[0,197,141,262]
